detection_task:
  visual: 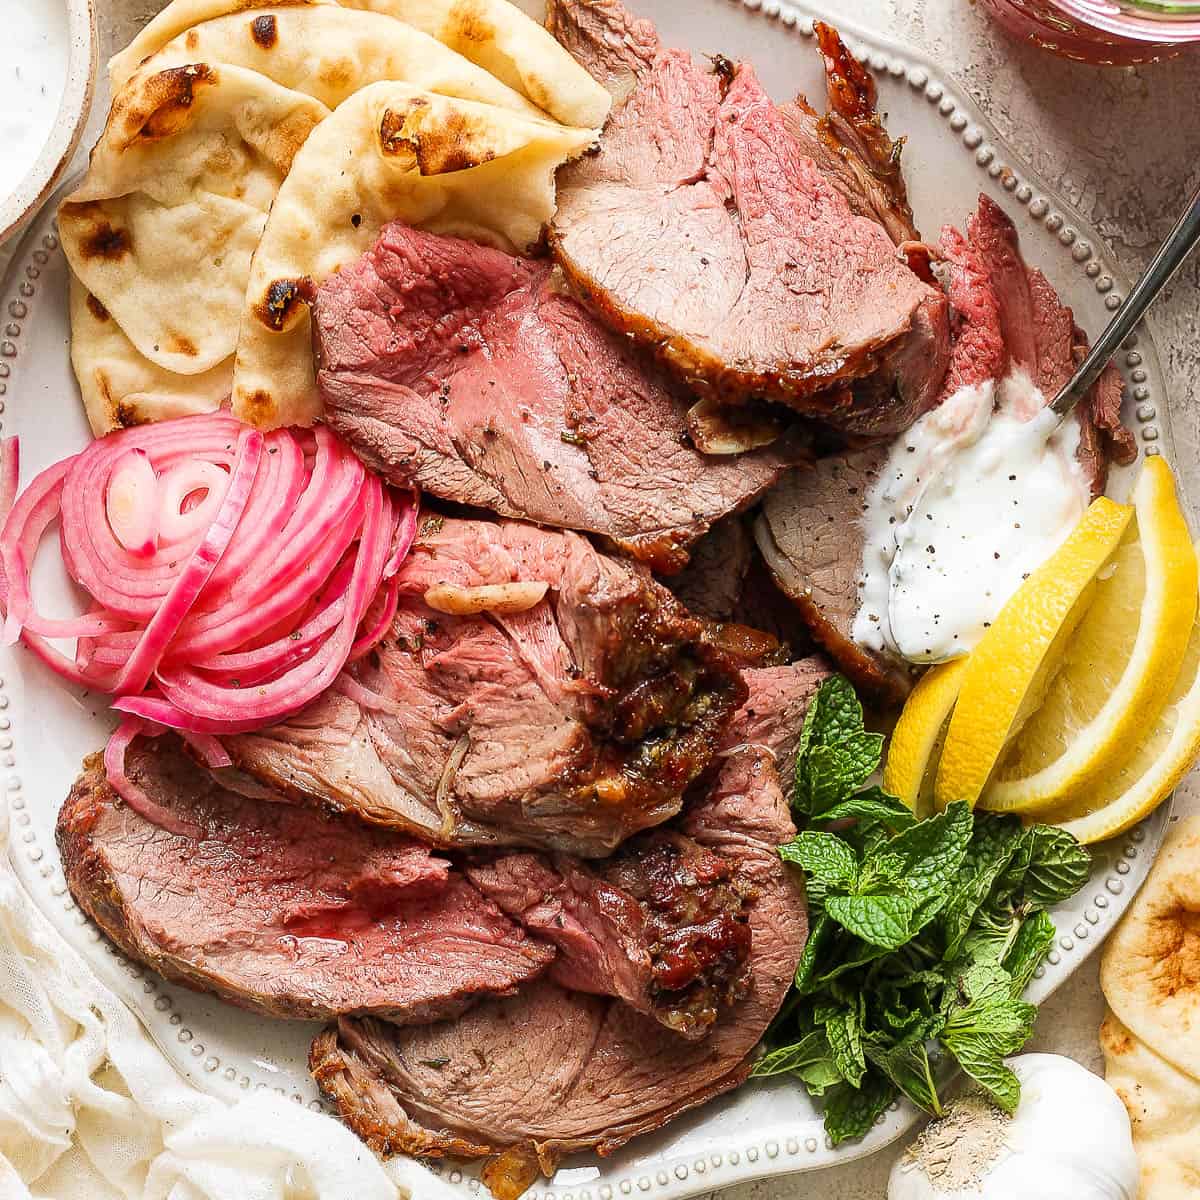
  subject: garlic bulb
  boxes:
[888,1054,1138,1200]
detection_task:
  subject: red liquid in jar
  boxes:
[980,0,1200,64]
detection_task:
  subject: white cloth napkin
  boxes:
[0,798,458,1200]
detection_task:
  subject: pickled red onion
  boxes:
[0,413,416,827]
[0,438,17,527]
[105,448,160,558]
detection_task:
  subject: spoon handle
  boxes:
[1051,178,1200,419]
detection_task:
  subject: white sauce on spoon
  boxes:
[0,0,69,202]
[852,370,1091,664]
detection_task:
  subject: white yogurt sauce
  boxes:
[0,0,69,202]
[852,370,1091,664]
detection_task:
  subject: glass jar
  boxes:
[980,0,1200,64]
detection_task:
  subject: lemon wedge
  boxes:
[1035,543,1200,843]
[932,493,1133,810]
[883,659,967,816]
[977,455,1197,815]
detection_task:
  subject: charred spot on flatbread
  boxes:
[166,333,199,359]
[1145,903,1200,1001]
[85,293,111,323]
[255,277,316,331]
[72,205,132,262]
[251,13,278,49]
[447,0,496,47]
[125,65,219,143]
[379,102,498,175]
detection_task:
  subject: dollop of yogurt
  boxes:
[0,1,69,203]
[852,371,1091,664]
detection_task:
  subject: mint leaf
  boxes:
[822,1072,895,1145]
[864,1033,942,1114]
[882,800,974,902]
[778,831,859,893]
[818,787,918,832]
[800,744,879,814]
[1003,909,1056,994]
[794,914,832,992]
[1016,826,1091,907]
[960,906,1024,966]
[945,1035,1024,1112]
[806,675,868,750]
[794,1057,847,1096]
[793,677,883,815]
[940,962,1036,1112]
[811,934,896,987]
[751,1031,832,1079]
[827,893,921,949]
[834,732,885,795]
[821,1003,867,1088]
[939,815,1024,959]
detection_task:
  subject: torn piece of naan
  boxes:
[231,81,597,429]
[108,0,611,127]
[139,5,542,114]
[1101,1012,1200,1200]
[1101,814,1200,1079]
[59,63,329,377]
[1100,815,1200,1199]
[69,273,230,436]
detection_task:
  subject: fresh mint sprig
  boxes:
[755,676,1090,1143]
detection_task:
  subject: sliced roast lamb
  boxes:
[664,516,816,657]
[60,738,758,1036]
[547,1,949,434]
[778,22,920,247]
[966,195,1135,483]
[309,663,823,1189]
[315,222,801,574]
[225,517,746,858]
[664,516,753,624]
[755,195,1135,698]
[467,828,754,1040]
[57,740,554,1023]
[548,3,917,245]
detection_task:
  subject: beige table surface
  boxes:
[6,1,1200,1196]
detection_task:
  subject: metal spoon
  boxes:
[1052,177,1200,419]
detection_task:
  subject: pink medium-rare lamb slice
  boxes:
[315,223,802,575]
[547,1,949,434]
[57,739,555,1024]
[967,195,1136,491]
[308,663,823,1188]
[224,517,747,858]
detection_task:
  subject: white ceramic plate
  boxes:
[0,2,1177,1197]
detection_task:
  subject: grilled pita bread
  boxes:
[139,6,542,114]
[60,63,329,377]
[1101,815,1200,1198]
[231,81,596,428]
[68,275,230,436]
[108,0,611,127]
[1101,1011,1200,1199]
[1101,814,1200,1079]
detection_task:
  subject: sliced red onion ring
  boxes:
[0,413,417,823]
[105,448,160,558]
[0,438,17,528]
[157,458,230,545]
[104,718,202,838]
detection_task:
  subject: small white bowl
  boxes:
[0,0,97,243]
